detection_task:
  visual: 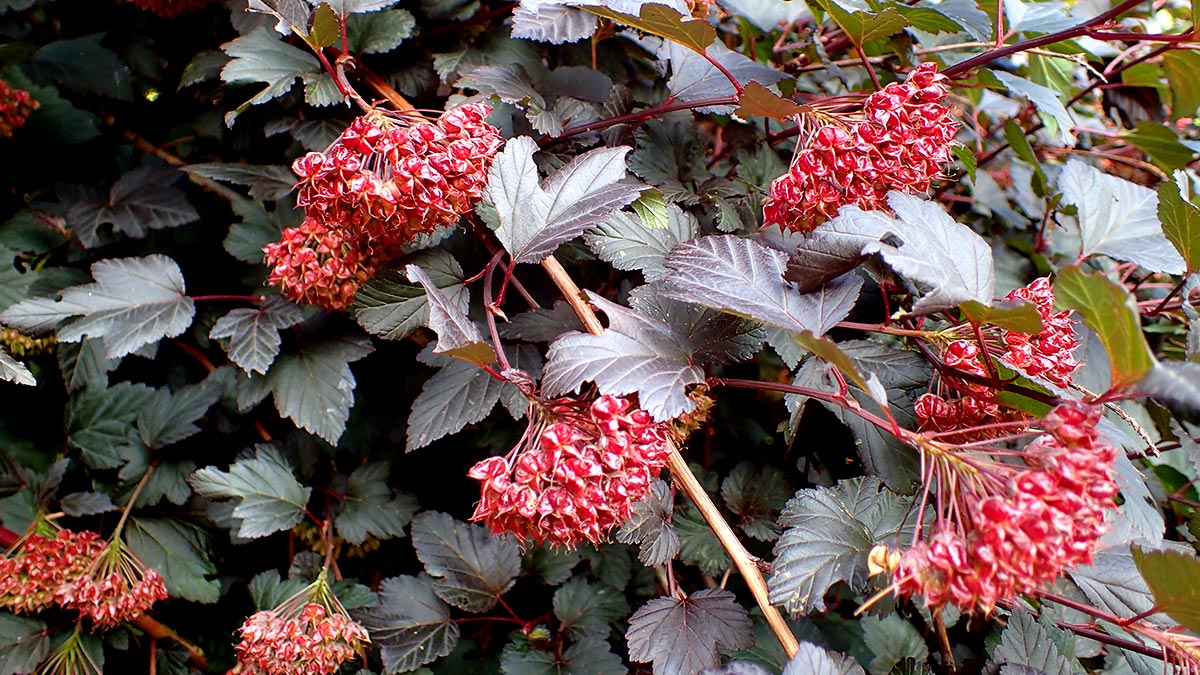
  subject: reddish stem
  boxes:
[548,96,738,143]
[190,294,263,303]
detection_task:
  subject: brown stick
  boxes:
[116,126,243,204]
[538,255,801,658]
[351,64,417,112]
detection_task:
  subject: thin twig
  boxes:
[538,255,800,658]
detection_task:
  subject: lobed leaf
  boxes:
[0,613,47,675]
[125,517,220,603]
[209,296,305,375]
[189,445,312,538]
[1131,544,1200,634]
[1158,171,1200,275]
[69,166,199,247]
[406,264,495,367]
[358,574,460,674]
[626,589,755,675]
[1053,266,1155,392]
[616,479,680,566]
[334,462,420,545]
[553,577,630,641]
[410,511,521,613]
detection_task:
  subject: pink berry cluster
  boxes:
[0,529,104,614]
[0,80,38,138]
[894,403,1119,614]
[468,394,673,548]
[763,62,959,233]
[236,602,370,675]
[915,278,1079,439]
[55,538,169,630]
[265,103,503,310]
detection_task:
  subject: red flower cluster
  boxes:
[265,104,502,310]
[468,395,673,547]
[916,277,1079,438]
[0,80,38,138]
[763,62,959,232]
[0,529,104,614]
[124,0,220,17]
[56,538,169,630]
[894,403,1119,613]
[237,602,369,675]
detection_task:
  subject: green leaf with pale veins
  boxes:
[68,166,199,248]
[769,477,914,616]
[334,462,419,545]
[1123,121,1198,172]
[585,205,698,283]
[66,382,155,470]
[241,334,374,443]
[0,347,34,386]
[1132,544,1200,634]
[500,634,626,675]
[410,511,521,613]
[355,251,466,341]
[1053,266,1155,392]
[1158,171,1200,275]
[721,463,793,541]
[210,296,305,376]
[184,163,298,201]
[189,445,312,538]
[626,589,754,675]
[616,479,680,566]
[861,614,928,675]
[0,254,195,359]
[810,0,907,44]
[125,518,220,603]
[136,378,222,450]
[0,612,47,675]
[988,608,1075,675]
[220,26,320,126]
[1164,50,1200,120]
[347,9,417,53]
[583,3,716,54]
[358,574,460,674]
[553,577,629,641]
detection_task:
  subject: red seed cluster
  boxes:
[894,403,1118,614]
[56,540,169,630]
[915,277,1079,439]
[0,529,104,614]
[0,80,38,138]
[468,395,673,548]
[124,0,220,17]
[265,104,502,310]
[236,602,370,675]
[763,62,959,232]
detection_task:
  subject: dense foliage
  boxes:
[2,1,1200,674]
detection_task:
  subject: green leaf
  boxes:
[334,462,419,545]
[69,166,199,247]
[735,81,805,119]
[28,34,132,100]
[675,504,731,577]
[1131,544,1200,634]
[1002,119,1044,188]
[993,71,1075,145]
[189,445,313,538]
[959,299,1043,334]
[347,9,417,53]
[553,577,629,641]
[136,379,222,450]
[1124,121,1198,172]
[59,491,116,516]
[404,264,494,367]
[410,511,521,613]
[616,479,680,566]
[220,26,320,126]
[0,612,47,675]
[769,477,914,616]
[793,331,871,393]
[583,3,716,54]
[861,614,928,675]
[661,235,863,335]
[244,334,374,443]
[1158,171,1200,275]
[66,382,155,469]
[810,0,908,45]
[308,3,340,48]
[889,5,963,33]
[585,205,698,283]
[358,574,460,674]
[0,347,34,387]
[500,634,626,675]
[184,163,298,201]
[1164,50,1200,119]
[626,589,754,675]
[209,296,305,376]
[355,251,466,342]
[0,69,99,145]
[0,254,195,359]
[248,569,308,610]
[57,339,115,392]
[318,0,397,15]
[721,463,793,541]
[224,198,293,264]
[1053,266,1155,391]
[125,518,220,603]
[988,608,1074,675]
